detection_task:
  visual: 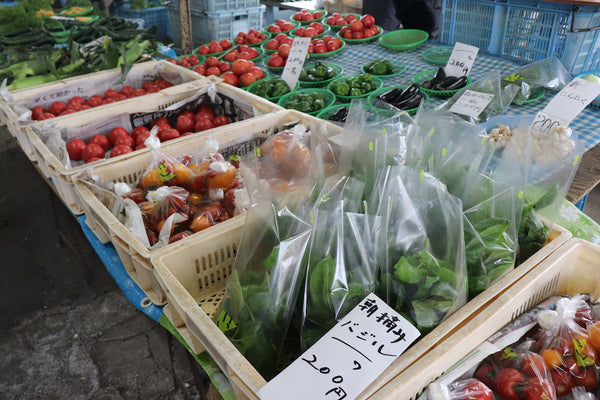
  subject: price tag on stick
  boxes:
[531,77,600,134]
[281,37,310,91]
[445,42,479,77]
[258,293,420,400]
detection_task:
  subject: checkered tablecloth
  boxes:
[309,39,600,152]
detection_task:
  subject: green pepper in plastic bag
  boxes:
[350,87,362,96]
[332,82,350,96]
[272,80,291,97]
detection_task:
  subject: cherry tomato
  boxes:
[120,86,135,97]
[521,353,547,377]
[114,135,135,148]
[213,115,231,127]
[88,134,110,151]
[550,369,573,396]
[109,145,133,158]
[494,368,526,400]
[176,115,195,133]
[31,106,45,120]
[194,118,214,132]
[66,139,87,161]
[86,94,103,107]
[104,88,118,99]
[474,363,496,388]
[573,367,597,391]
[108,127,130,146]
[455,379,493,400]
[131,126,151,142]
[48,101,67,116]
[158,128,181,142]
[81,143,106,163]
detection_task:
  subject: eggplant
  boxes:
[329,107,349,122]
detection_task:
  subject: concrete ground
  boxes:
[0,125,210,400]
[2,116,600,400]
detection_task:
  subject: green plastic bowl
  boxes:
[194,46,227,58]
[307,39,346,59]
[316,103,351,122]
[289,9,327,25]
[367,85,429,115]
[277,88,335,116]
[325,13,361,31]
[422,45,453,66]
[378,29,429,51]
[327,74,384,101]
[247,36,270,48]
[291,25,330,39]
[338,25,383,44]
[246,76,295,102]
[412,69,471,98]
[360,59,407,78]
[298,63,343,88]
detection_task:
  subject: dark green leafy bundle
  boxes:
[0,0,51,33]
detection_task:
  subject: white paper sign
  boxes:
[449,89,494,118]
[281,37,310,91]
[258,293,420,400]
[539,77,600,124]
[445,42,479,77]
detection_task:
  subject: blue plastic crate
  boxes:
[118,4,171,39]
[440,0,600,75]
[167,3,265,50]
[189,0,259,12]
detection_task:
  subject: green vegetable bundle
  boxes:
[363,59,395,75]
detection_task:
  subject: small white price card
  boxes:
[445,42,479,77]
[449,89,495,118]
[258,293,420,400]
[281,37,310,91]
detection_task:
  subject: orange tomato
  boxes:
[542,348,563,369]
[207,164,238,189]
[140,169,163,190]
[139,201,155,215]
[190,215,211,232]
[588,321,600,350]
[172,162,192,186]
[189,193,203,206]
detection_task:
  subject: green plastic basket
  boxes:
[298,63,343,88]
[422,45,453,66]
[367,85,429,115]
[360,59,407,78]
[338,25,383,44]
[316,103,351,122]
[246,77,295,102]
[378,29,428,51]
[289,9,327,25]
[277,88,335,116]
[263,21,299,36]
[412,69,471,98]
[327,74,384,101]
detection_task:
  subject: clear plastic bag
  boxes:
[369,165,467,333]
[502,57,571,105]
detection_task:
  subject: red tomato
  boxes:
[68,96,85,106]
[266,39,279,50]
[550,369,573,396]
[88,134,110,151]
[219,39,232,50]
[132,88,146,97]
[494,368,526,400]
[239,72,256,87]
[48,101,67,116]
[102,97,117,105]
[197,45,209,55]
[196,111,214,122]
[213,115,231,127]
[345,14,358,23]
[360,14,375,28]
[194,118,214,132]
[81,143,106,162]
[268,53,285,68]
[473,363,496,388]
[66,139,87,161]
[192,65,207,76]
[224,51,237,62]
[108,127,130,146]
[523,377,556,400]
[248,66,265,80]
[573,367,598,391]
[455,379,493,400]
[231,59,252,75]
[86,94,103,107]
[221,71,240,87]
[169,231,192,244]
[114,135,135,148]
[104,88,118,99]
[158,128,180,142]
[326,41,340,52]
[135,130,151,147]
[206,66,221,76]
[277,43,291,59]
[120,85,135,97]
[352,31,364,39]
[109,145,133,158]
[31,106,45,120]
[86,157,103,164]
[218,62,231,73]
[130,126,150,142]
[350,20,364,32]
[309,22,324,34]
[521,353,546,377]
[205,56,219,67]
[176,115,195,133]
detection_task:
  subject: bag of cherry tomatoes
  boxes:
[120,130,246,248]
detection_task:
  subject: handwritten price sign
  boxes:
[445,42,479,77]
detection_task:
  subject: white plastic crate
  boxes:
[0,60,203,161]
[369,237,600,400]
[152,210,571,399]
[27,80,282,215]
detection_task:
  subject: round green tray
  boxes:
[422,45,453,66]
[194,46,227,58]
[298,63,343,88]
[176,54,206,69]
[360,59,407,78]
[412,69,471,98]
[277,88,335,116]
[324,13,361,31]
[290,9,327,25]
[378,29,429,51]
[291,25,330,39]
[246,76,296,102]
[367,85,429,115]
[327,74,384,101]
[338,25,383,44]
[307,40,346,59]
[316,103,351,122]
[247,36,270,48]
